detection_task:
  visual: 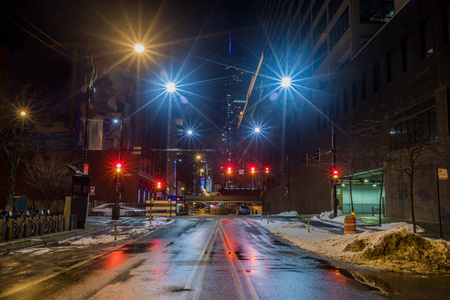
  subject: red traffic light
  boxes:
[265,167,269,173]
[157,181,162,189]
[227,167,232,174]
[251,167,255,174]
[116,163,122,172]
[332,168,339,179]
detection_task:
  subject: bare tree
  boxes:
[390,118,439,233]
[23,149,80,210]
[338,141,366,213]
[0,77,49,211]
[355,106,393,226]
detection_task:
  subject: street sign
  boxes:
[438,168,448,180]
[239,169,244,175]
[90,186,95,196]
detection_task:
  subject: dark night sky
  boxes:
[0,0,264,147]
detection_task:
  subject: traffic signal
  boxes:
[227,167,232,174]
[331,168,340,182]
[285,180,289,193]
[116,163,122,173]
[157,181,162,189]
[301,154,308,166]
[265,167,269,174]
[251,167,255,174]
[313,149,320,161]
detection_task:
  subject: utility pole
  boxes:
[82,51,97,174]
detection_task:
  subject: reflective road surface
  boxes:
[1,216,450,299]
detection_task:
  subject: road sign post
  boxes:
[436,168,447,238]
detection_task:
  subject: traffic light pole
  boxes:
[331,100,338,218]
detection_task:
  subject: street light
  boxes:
[166,82,176,93]
[134,43,145,53]
[20,111,26,117]
[187,130,193,135]
[281,76,292,88]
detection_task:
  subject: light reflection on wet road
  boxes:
[1,216,450,299]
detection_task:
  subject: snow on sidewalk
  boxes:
[255,212,450,274]
[65,217,173,246]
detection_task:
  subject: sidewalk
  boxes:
[0,218,124,255]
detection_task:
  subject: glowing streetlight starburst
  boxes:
[187,130,193,135]
[281,77,292,88]
[166,82,176,93]
[254,127,261,133]
[134,43,145,53]
[20,111,26,116]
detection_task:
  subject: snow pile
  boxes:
[259,219,450,274]
[143,217,174,229]
[275,211,299,217]
[345,227,450,273]
[316,210,366,225]
[320,209,344,219]
[366,222,424,233]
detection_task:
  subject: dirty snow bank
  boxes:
[275,211,299,217]
[259,218,450,274]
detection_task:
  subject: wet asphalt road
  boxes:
[1,216,450,299]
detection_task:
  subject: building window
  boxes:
[343,87,348,114]
[391,97,437,150]
[386,49,394,83]
[352,81,358,107]
[312,0,325,20]
[420,16,434,59]
[373,61,380,93]
[401,34,412,72]
[360,0,394,24]
[444,1,450,44]
[329,7,349,50]
[328,0,343,22]
[300,0,311,20]
[301,13,311,42]
[361,72,367,100]
[313,13,327,45]
[313,41,328,71]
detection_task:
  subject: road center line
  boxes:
[180,220,218,300]
[220,220,260,300]
[192,227,219,300]
[219,229,245,300]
